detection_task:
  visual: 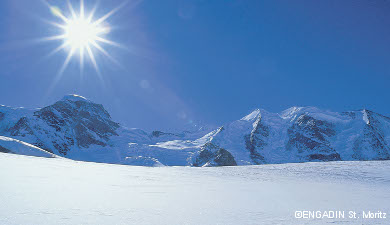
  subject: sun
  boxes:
[63,15,108,50]
[43,0,123,75]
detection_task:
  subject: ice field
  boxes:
[0,153,389,225]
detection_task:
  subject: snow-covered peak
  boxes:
[279,106,303,119]
[279,106,350,124]
[241,109,261,121]
[280,106,326,119]
[61,94,89,102]
[242,107,329,122]
[1,96,390,167]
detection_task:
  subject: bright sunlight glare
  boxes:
[64,17,108,50]
[43,0,123,75]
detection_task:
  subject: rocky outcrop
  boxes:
[0,145,11,153]
[244,114,269,164]
[193,142,237,167]
[6,95,120,155]
[352,110,390,160]
[286,114,341,161]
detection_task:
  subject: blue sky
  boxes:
[0,0,389,130]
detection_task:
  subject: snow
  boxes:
[280,106,303,120]
[0,136,56,158]
[132,107,390,166]
[363,109,370,125]
[240,109,260,121]
[0,153,389,225]
[1,97,389,167]
[61,94,89,102]
[281,106,350,124]
[0,105,34,133]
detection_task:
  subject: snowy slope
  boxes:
[0,153,389,225]
[0,136,56,158]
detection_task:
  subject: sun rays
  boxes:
[42,0,125,75]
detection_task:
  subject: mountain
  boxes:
[0,95,389,166]
[0,95,151,164]
[189,107,390,166]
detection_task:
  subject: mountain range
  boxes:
[0,94,389,166]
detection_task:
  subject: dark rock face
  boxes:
[0,112,4,121]
[152,131,166,137]
[214,148,237,166]
[0,145,11,153]
[245,115,269,164]
[151,131,178,138]
[308,153,341,161]
[9,117,34,137]
[35,100,119,138]
[341,111,357,119]
[193,148,214,167]
[287,114,340,161]
[193,142,237,167]
[7,97,119,155]
[353,110,390,160]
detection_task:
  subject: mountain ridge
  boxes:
[0,94,389,166]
